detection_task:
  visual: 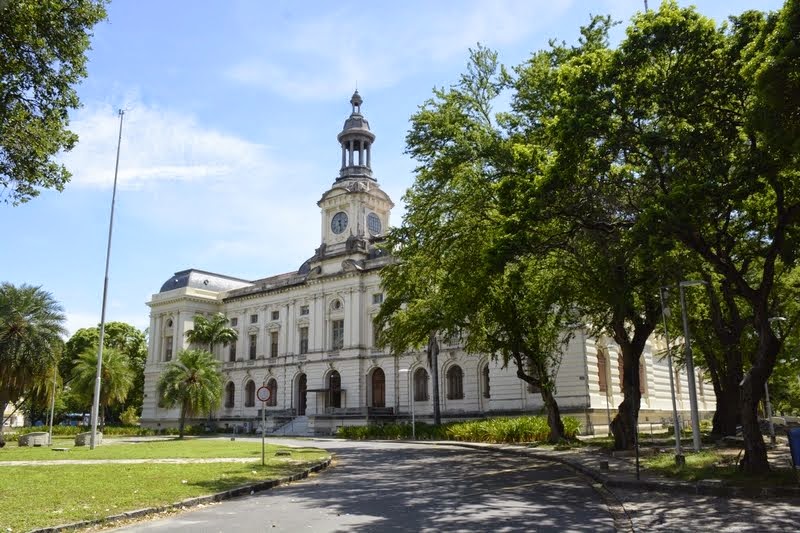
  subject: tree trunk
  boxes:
[540,387,565,443]
[711,376,742,439]
[178,403,187,439]
[740,377,769,473]
[0,400,7,448]
[609,341,643,451]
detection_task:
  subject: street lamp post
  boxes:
[660,287,684,464]
[399,368,416,440]
[90,109,125,450]
[766,317,787,447]
[679,280,706,453]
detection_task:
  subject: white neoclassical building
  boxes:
[141,92,715,435]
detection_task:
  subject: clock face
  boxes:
[367,212,382,235]
[331,211,348,234]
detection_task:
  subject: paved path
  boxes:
[111,438,619,532]
[0,457,264,466]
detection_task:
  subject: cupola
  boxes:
[336,91,376,181]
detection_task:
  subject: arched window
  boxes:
[597,348,608,393]
[328,370,341,408]
[245,380,255,407]
[371,368,385,407]
[267,378,278,407]
[446,365,464,400]
[225,382,235,408]
[413,368,429,401]
[482,365,490,399]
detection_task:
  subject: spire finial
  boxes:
[350,90,363,114]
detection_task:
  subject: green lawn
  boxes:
[0,436,304,461]
[643,450,797,487]
[0,439,329,531]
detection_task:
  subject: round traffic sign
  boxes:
[256,386,271,403]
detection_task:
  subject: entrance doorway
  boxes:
[297,373,307,415]
[371,368,385,407]
[328,370,341,408]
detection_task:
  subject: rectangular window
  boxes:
[372,293,383,305]
[270,331,279,358]
[249,334,257,359]
[229,343,236,362]
[250,314,258,324]
[271,310,280,321]
[331,319,344,350]
[299,327,309,355]
[230,317,238,327]
[164,336,173,361]
[300,305,309,316]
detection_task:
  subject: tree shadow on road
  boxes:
[249,443,617,532]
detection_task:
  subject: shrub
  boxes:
[336,416,581,443]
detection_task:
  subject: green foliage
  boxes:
[0,0,108,204]
[70,346,134,421]
[119,405,140,426]
[157,349,223,438]
[0,283,66,441]
[337,416,581,443]
[63,322,148,418]
[185,313,238,353]
[377,45,577,442]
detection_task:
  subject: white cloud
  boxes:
[225,0,573,99]
[61,101,270,189]
[59,98,324,275]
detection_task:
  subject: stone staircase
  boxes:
[270,415,314,437]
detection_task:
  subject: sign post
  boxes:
[257,384,271,466]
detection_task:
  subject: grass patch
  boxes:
[337,416,581,444]
[0,437,301,461]
[0,459,326,531]
[0,440,328,531]
[643,450,797,487]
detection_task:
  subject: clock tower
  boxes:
[315,92,393,265]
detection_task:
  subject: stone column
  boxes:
[174,310,183,355]
[348,140,354,166]
[366,143,371,168]
[341,144,346,168]
[154,314,163,362]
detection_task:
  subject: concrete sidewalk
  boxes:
[434,438,800,499]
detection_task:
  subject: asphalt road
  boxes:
[112,438,617,532]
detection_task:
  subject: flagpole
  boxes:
[90,109,125,450]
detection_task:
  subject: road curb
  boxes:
[435,442,635,532]
[29,457,331,533]
[426,441,800,499]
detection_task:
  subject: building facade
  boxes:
[141,93,715,435]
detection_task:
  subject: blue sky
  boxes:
[0,0,784,336]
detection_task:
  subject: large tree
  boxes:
[185,313,237,355]
[157,349,223,439]
[601,1,800,473]
[0,282,66,446]
[63,322,147,417]
[376,47,576,442]
[70,346,133,428]
[0,0,107,204]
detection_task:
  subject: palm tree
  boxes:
[157,349,222,438]
[185,313,237,355]
[0,283,66,447]
[71,347,134,427]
